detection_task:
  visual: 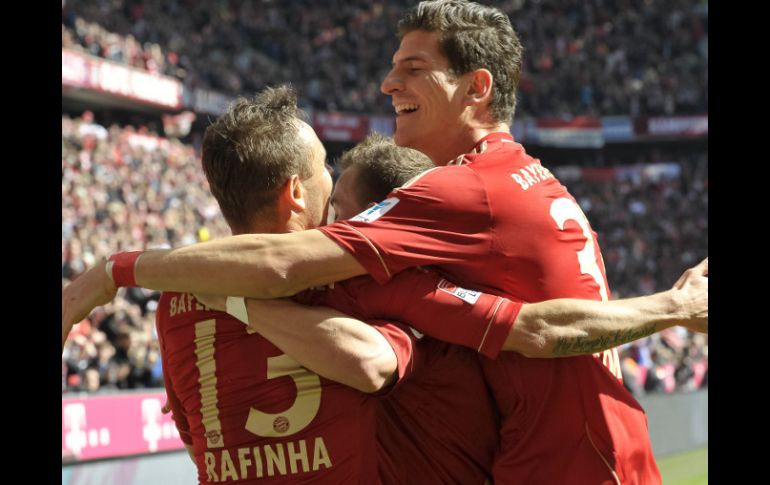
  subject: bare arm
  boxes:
[320,258,707,360]
[507,258,707,357]
[62,230,366,339]
[135,230,365,297]
[196,294,398,393]
[510,292,682,357]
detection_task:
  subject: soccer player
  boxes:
[324,136,708,355]
[63,2,705,482]
[157,87,423,484]
[329,132,435,221]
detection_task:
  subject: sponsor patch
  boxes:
[437,279,481,304]
[350,197,400,223]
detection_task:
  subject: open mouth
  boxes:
[394,103,419,116]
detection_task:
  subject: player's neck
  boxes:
[233,219,294,236]
[429,122,510,165]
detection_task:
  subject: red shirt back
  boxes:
[319,132,660,485]
[157,291,410,484]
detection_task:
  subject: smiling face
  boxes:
[380,30,471,164]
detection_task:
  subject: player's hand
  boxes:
[161,400,172,415]
[671,257,708,333]
[62,259,118,351]
[194,293,227,312]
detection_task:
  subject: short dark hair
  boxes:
[201,85,313,231]
[338,133,434,204]
[398,0,523,124]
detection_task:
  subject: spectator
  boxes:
[61,0,707,117]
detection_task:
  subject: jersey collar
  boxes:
[473,132,515,154]
[473,131,513,153]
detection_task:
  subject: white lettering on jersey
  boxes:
[204,436,332,481]
[511,163,554,190]
[350,197,400,223]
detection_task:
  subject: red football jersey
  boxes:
[157,291,415,484]
[319,132,660,484]
[295,279,499,484]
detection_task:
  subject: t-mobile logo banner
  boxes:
[62,392,184,462]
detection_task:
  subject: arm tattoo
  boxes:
[552,323,656,357]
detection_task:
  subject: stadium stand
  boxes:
[62,0,707,117]
[62,0,707,398]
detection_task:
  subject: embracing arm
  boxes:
[62,230,366,339]
[509,291,699,357]
[509,258,708,357]
[340,259,707,359]
[134,230,365,298]
[197,295,399,393]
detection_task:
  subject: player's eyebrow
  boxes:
[392,55,428,67]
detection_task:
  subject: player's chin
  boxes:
[393,124,418,150]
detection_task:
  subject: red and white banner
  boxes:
[62,49,183,109]
[313,112,369,142]
[62,392,185,462]
[533,116,604,148]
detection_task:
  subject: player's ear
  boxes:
[279,174,306,212]
[463,68,494,107]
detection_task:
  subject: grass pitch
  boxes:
[658,447,708,485]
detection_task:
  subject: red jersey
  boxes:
[157,291,415,484]
[295,278,499,484]
[319,132,660,485]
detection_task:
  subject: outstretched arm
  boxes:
[470,258,708,357]
[309,259,707,359]
[62,230,365,345]
[134,231,364,297]
[512,257,708,357]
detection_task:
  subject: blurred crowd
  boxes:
[62,113,707,397]
[61,0,707,117]
[62,113,230,392]
[555,150,708,396]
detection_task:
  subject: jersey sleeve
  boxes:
[318,165,493,284]
[299,271,522,359]
[349,269,523,359]
[367,319,427,395]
